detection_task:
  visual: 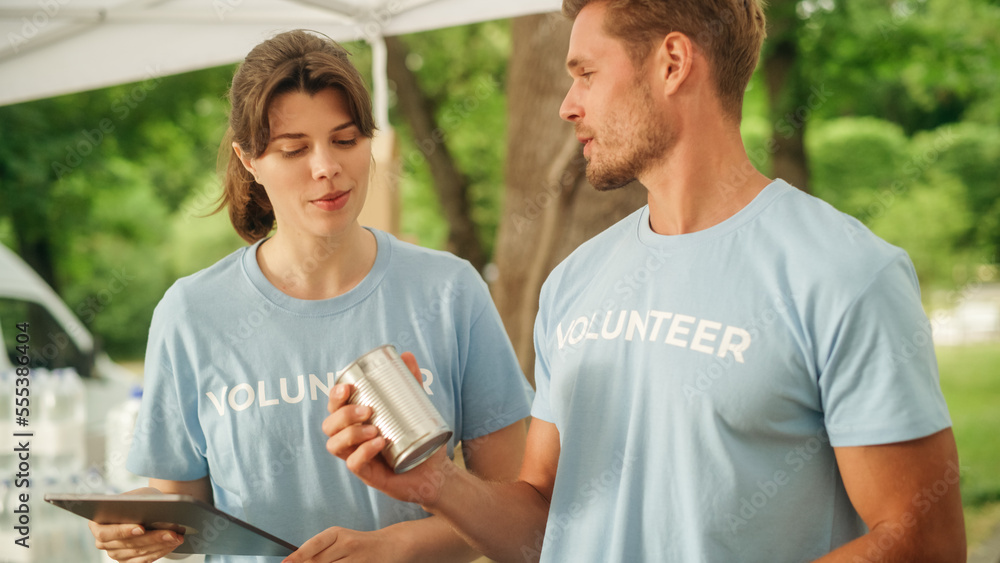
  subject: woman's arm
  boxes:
[148,476,213,504]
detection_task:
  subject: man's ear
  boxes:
[233,142,257,179]
[653,31,694,96]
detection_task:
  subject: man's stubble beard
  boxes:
[584,79,675,192]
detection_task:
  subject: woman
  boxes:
[89,29,532,563]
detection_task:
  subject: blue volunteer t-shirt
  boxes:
[530,180,951,562]
[128,228,532,562]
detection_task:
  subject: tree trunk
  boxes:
[761,0,811,193]
[12,229,59,293]
[493,13,646,385]
[385,35,487,272]
[4,162,60,293]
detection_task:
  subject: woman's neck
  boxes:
[256,224,378,300]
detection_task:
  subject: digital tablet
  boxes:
[44,493,297,556]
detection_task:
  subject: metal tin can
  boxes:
[337,345,452,473]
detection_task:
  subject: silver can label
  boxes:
[338,345,452,473]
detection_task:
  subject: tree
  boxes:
[0,66,234,356]
[761,0,813,192]
[492,13,646,384]
[0,94,100,291]
[375,22,514,266]
[756,0,1000,281]
[385,35,487,272]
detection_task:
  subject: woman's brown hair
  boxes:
[218,29,377,243]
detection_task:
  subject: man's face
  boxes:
[560,2,675,190]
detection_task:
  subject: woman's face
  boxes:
[237,87,372,242]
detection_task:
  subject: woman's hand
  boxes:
[282,527,407,563]
[87,486,186,563]
[89,522,184,563]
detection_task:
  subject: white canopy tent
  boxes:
[0,0,563,233]
[0,0,562,119]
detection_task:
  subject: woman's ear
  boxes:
[233,142,259,182]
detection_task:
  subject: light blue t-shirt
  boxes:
[530,180,951,562]
[128,228,532,562]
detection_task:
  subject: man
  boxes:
[323,0,966,561]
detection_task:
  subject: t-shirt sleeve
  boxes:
[819,253,951,447]
[458,273,534,441]
[126,293,210,481]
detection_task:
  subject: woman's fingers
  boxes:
[89,522,184,563]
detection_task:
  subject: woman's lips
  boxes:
[312,190,350,211]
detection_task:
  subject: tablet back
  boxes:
[45,493,297,556]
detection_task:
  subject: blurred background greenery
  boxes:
[1,0,998,551]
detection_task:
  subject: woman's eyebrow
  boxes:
[270,121,356,142]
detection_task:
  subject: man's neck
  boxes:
[641,129,771,236]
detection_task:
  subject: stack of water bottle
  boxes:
[0,368,143,562]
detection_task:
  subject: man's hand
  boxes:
[322,351,460,509]
[323,351,555,562]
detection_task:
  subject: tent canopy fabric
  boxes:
[0,0,562,109]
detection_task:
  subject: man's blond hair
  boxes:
[563,0,767,121]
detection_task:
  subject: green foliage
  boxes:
[740,113,773,176]
[396,141,449,249]
[57,156,174,356]
[937,344,1000,507]
[804,117,994,292]
[913,123,1000,256]
[0,66,237,357]
[386,21,511,257]
[3,3,999,358]
[866,172,977,290]
[167,179,246,277]
[740,75,774,176]
[796,0,1000,133]
[807,117,910,217]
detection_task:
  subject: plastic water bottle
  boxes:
[0,480,29,563]
[35,477,61,561]
[34,368,86,484]
[105,385,146,492]
[53,368,87,477]
[0,480,13,550]
[33,367,55,480]
[32,366,50,423]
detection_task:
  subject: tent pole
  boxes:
[369,34,389,131]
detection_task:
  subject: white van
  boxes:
[0,243,140,474]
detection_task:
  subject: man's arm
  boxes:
[426,419,558,562]
[289,421,530,563]
[816,428,965,562]
[325,370,559,563]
